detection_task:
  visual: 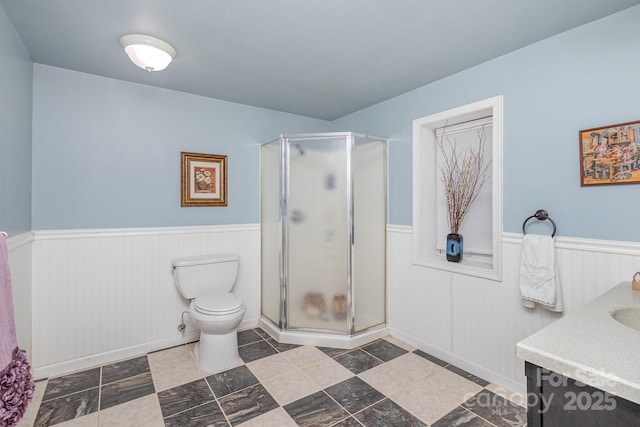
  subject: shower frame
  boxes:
[260,132,388,348]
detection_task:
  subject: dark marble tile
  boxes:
[355,398,426,427]
[100,372,155,410]
[325,376,385,414]
[446,365,490,387]
[158,378,215,418]
[462,390,526,427]
[334,349,383,374]
[164,401,229,427]
[318,346,350,358]
[207,365,259,398]
[34,388,99,427]
[284,390,350,427]
[101,355,150,385]
[361,339,408,362]
[42,367,101,400]
[238,329,263,346]
[253,328,271,339]
[218,383,278,426]
[266,337,299,352]
[238,340,278,363]
[332,416,363,426]
[413,349,449,367]
[432,406,493,427]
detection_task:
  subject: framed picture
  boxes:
[579,120,640,186]
[181,152,227,206]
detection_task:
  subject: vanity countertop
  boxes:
[516,281,640,404]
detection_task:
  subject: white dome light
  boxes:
[120,34,176,72]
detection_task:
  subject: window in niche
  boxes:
[412,96,503,281]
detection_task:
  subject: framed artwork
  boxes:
[579,120,640,186]
[181,152,227,206]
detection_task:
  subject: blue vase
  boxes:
[446,233,463,262]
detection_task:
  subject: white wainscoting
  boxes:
[387,225,640,395]
[7,232,33,356]
[30,224,260,379]
[22,223,640,389]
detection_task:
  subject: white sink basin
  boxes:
[611,307,640,331]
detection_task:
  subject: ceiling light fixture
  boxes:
[120,34,176,72]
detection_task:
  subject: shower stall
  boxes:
[260,133,388,348]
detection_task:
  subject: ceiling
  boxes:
[3,0,640,120]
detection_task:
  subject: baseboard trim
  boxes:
[32,315,261,380]
[32,331,200,380]
[238,316,260,331]
[388,327,526,397]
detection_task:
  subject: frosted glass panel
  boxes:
[260,133,387,336]
[286,138,349,332]
[260,140,281,325]
[353,137,386,332]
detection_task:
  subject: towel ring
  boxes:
[522,209,556,237]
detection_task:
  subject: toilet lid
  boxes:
[194,293,244,315]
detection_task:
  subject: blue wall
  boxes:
[334,6,640,242]
[32,65,331,229]
[26,6,640,240]
[0,6,32,236]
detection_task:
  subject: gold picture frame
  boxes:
[181,152,227,206]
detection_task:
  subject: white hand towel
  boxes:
[519,234,563,312]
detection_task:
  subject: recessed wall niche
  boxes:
[412,96,503,280]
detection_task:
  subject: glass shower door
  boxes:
[286,137,350,333]
[260,139,283,326]
[352,136,386,332]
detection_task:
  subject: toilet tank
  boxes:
[172,253,240,299]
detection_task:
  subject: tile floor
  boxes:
[18,328,526,426]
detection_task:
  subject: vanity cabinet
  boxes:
[518,282,640,425]
[525,362,640,426]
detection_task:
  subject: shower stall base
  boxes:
[258,316,389,349]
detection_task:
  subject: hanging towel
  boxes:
[519,234,564,312]
[0,234,34,426]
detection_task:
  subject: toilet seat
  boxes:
[194,293,244,315]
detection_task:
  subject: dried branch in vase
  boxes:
[438,124,491,235]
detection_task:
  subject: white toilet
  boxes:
[172,253,246,372]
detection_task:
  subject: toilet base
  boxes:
[194,329,241,372]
